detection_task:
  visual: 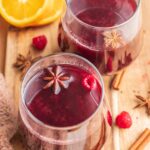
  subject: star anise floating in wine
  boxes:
[43,66,72,95]
[13,51,42,79]
[134,95,150,115]
[103,30,125,49]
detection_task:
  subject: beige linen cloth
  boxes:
[0,73,17,150]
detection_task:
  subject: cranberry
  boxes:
[116,111,132,129]
[32,35,47,51]
[82,75,97,90]
[107,111,112,126]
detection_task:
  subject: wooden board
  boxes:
[116,1,150,149]
[5,20,61,150]
[0,17,8,72]
[5,20,62,103]
[3,0,150,149]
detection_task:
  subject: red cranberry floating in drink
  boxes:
[58,0,143,75]
[19,53,111,150]
[82,75,97,91]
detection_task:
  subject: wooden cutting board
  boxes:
[4,1,150,150]
[5,20,61,149]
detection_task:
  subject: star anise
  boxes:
[103,30,125,49]
[13,51,42,79]
[134,95,150,115]
[43,66,72,95]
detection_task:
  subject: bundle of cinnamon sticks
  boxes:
[129,128,150,150]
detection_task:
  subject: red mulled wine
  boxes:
[25,64,102,127]
[59,0,142,75]
[19,54,111,150]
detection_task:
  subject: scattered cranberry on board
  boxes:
[32,35,47,51]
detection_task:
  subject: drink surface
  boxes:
[76,0,137,27]
[25,64,102,127]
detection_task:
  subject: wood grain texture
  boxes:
[5,20,60,150]
[2,0,150,150]
[0,17,8,72]
[116,1,150,149]
[5,20,60,105]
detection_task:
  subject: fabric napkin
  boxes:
[0,73,17,150]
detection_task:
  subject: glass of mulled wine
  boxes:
[19,53,112,150]
[58,0,142,75]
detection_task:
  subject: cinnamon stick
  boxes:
[111,71,125,90]
[137,133,150,150]
[129,128,150,150]
[96,120,105,150]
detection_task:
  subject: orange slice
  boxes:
[0,0,50,27]
[31,0,66,26]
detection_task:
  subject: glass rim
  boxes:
[20,53,105,131]
[65,0,141,30]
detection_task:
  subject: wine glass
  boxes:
[58,0,142,75]
[19,53,111,150]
